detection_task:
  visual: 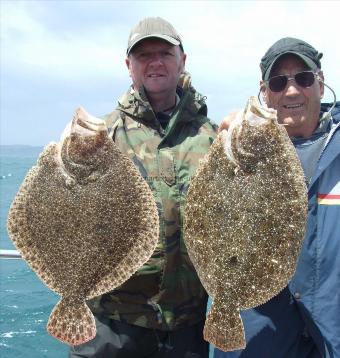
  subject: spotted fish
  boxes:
[7,107,159,346]
[184,96,307,351]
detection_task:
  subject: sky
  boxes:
[1,0,339,146]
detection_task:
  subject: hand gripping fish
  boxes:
[7,107,159,346]
[184,96,307,351]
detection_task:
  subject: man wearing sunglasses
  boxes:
[215,38,340,358]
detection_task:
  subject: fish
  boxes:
[184,96,307,351]
[7,107,159,346]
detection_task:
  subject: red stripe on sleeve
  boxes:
[317,194,340,199]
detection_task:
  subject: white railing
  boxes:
[0,249,21,259]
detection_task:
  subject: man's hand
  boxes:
[218,110,241,132]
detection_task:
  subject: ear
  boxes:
[182,53,187,69]
[125,57,132,77]
[259,80,267,104]
[178,51,186,73]
[316,70,325,98]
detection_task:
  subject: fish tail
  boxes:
[204,299,246,352]
[47,297,96,346]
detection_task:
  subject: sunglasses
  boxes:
[266,71,317,92]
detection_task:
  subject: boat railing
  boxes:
[0,249,21,259]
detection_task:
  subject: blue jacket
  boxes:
[214,102,340,358]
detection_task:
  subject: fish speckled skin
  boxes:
[7,107,159,346]
[184,97,307,351]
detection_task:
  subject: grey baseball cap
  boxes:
[127,17,183,55]
[260,37,323,80]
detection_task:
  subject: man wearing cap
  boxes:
[69,17,217,358]
[215,38,340,358]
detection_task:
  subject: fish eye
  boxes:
[229,256,238,265]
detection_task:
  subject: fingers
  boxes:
[218,110,241,133]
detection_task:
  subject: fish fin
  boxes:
[204,297,246,352]
[47,298,96,346]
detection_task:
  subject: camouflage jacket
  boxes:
[90,81,217,330]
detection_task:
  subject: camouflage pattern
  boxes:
[88,79,217,330]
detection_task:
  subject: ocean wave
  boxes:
[0,330,37,338]
[0,173,12,179]
[3,305,18,309]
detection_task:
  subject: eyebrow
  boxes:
[271,66,309,77]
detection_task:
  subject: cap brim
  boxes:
[264,51,318,80]
[127,34,180,55]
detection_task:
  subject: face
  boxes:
[126,38,186,97]
[260,54,324,138]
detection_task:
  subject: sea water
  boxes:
[0,145,67,358]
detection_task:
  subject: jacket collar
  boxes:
[321,101,340,124]
[117,86,156,125]
[308,102,340,189]
[116,83,207,127]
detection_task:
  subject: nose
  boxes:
[285,79,301,96]
[149,53,163,65]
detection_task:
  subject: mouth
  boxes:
[147,74,166,78]
[283,103,304,110]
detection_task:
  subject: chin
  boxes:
[145,86,169,94]
[281,113,306,125]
